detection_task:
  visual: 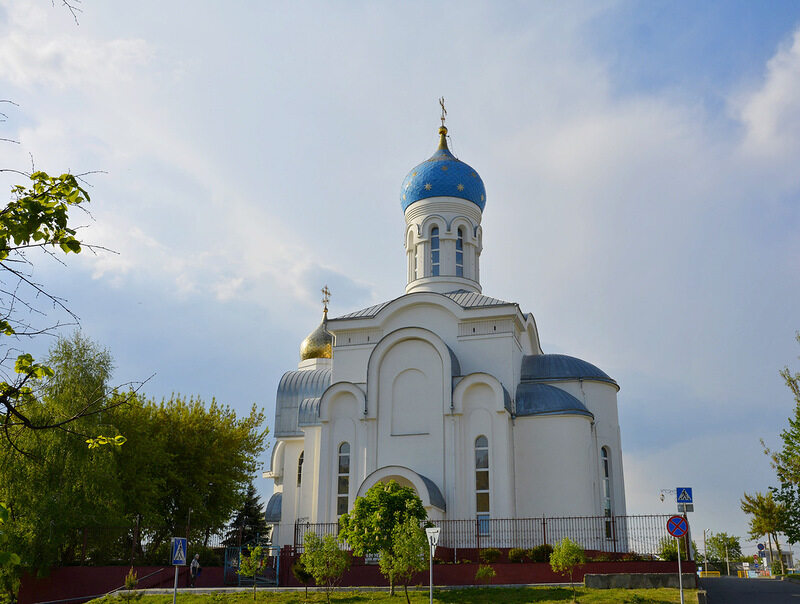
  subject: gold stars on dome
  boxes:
[424,183,432,190]
[441,165,448,171]
[457,183,465,191]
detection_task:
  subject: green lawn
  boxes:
[93,586,698,604]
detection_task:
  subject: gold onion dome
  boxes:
[300,308,333,360]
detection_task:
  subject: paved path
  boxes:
[701,577,800,603]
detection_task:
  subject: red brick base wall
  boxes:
[19,559,695,604]
[18,565,225,604]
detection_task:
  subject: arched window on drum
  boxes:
[337,442,350,516]
[430,226,440,276]
[475,435,490,535]
[456,227,464,277]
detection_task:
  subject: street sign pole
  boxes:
[676,537,684,604]
[425,527,440,604]
[667,516,687,604]
[170,536,187,604]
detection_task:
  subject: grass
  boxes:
[92,586,698,604]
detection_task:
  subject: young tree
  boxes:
[291,559,313,603]
[767,333,800,545]
[549,537,585,603]
[705,532,742,568]
[338,480,426,594]
[224,482,268,546]
[378,517,428,604]
[237,545,263,601]
[657,536,696,562]
[741,491,785,574]
[300,532,350,604]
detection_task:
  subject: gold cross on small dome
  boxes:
[321,285,331,313]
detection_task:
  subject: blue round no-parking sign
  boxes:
[667,515,688,538]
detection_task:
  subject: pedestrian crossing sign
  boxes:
[171,537,187,566]
[676,487,693,503]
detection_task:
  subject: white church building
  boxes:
[264,119,626,548]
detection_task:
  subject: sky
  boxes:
[1,0,799,560]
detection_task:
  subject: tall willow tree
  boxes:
[0,332,269,593]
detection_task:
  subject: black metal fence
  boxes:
[293,514,676,557]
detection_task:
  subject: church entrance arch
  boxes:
[356,465,446,518]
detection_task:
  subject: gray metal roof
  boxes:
[515,382,594,419]
[333,290,514,320]
[298,397,321,427]
[520,354,617,387]
[265,492,282,523]
[275,368,331,437]
[420,474,446,512]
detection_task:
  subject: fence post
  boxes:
[612,516,618,554]
[542,517,547,547]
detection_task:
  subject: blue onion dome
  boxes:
[401,126,486,212]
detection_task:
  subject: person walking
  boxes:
[190,554,201,587]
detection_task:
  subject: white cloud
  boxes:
[0,1,151,90]
[736,28,800,158]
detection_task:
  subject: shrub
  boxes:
[474,564,496,584]
[508,548,528,563]
[528,543,554,563]
[590,553,613,562]
[479,548,501,564]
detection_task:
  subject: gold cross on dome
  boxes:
[321,285,331,312]
[439,97,447,127]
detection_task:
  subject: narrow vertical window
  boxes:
[455,228,464,277]
[430,227,440,276]
[414,246,418,280]
[297,451,304,487]
[602,447,613,538]
[337,442,350,516]
[475,435,490,535]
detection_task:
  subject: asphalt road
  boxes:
[701,577,800,603]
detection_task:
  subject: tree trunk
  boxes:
[773,531,785,575]
[404,583,410,604]
[390,576,395,596]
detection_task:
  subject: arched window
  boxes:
[297,451,304,487]
[414,246,419,280]
[475,435,489,534]
[456,228,464,277]
[430,227,440,276]
[601,447,613,538]
[337,442,350,516]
